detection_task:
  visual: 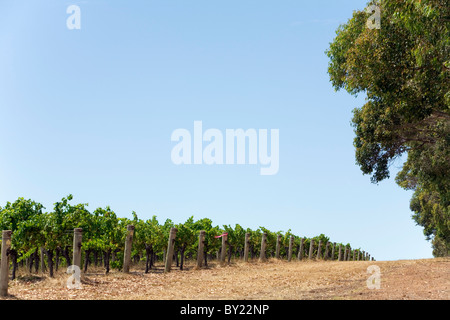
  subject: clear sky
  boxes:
[0,0,433,260]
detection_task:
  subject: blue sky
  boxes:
[0,0,433,260]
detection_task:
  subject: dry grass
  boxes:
[2,258,449,300]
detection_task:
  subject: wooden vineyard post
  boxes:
[343,247,347,261]
[331,242,336,260]
[317,240,322,260]
[196,230,206,268]
[259,233,267,262]
[244,233,250,262]
[288,236,294,262]
[165,228,177,273]
[298,238,304,260]
[308,239,314,260]
[347,248,351,261]
[73,228,82,269]
[324,242,330,261]
[275,234,282,259]
[330,242,336,260]
[338,245,342,261]
[352,249,356,261]
[0,230,12,297]
[357,250,360,261]
[220,234,228,265]
[362,251,365,261]
[123,225,135,273]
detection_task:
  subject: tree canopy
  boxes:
[326,0,449,256]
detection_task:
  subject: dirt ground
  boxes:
[1,258,449,300]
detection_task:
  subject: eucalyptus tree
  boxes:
[326,0,449,256]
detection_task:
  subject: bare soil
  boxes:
[2,258,448,300]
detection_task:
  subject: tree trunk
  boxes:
[46,249,54,277]
[84,250,91,273]
[28,256,33,274]
[145,245,153,273]
[93,251,98,267]
[227,245,233,263]
[180,247,185,270]
[34,250,39,273]
[63,246,72,267]
[104,249,111,274]
[10,250,18,281]
[145,251,150,273]
[55,247,60,271]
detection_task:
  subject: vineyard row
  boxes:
[0,196,374,296]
